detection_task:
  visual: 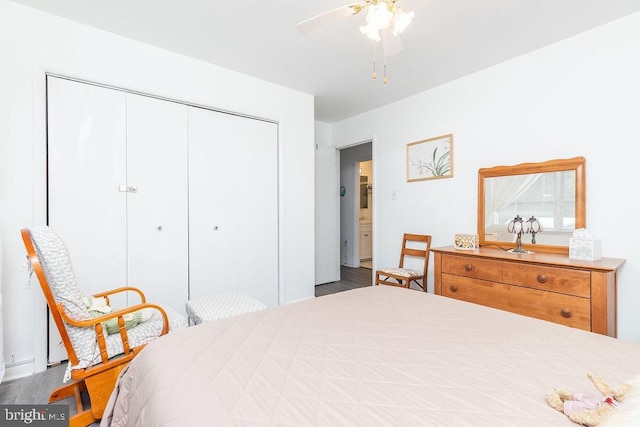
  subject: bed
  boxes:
[101,285,640,426]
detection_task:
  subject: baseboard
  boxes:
[3,361,35,382]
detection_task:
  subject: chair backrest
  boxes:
[398,233,432,277]
[21,227,96,367]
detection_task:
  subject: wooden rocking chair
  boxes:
[21,227,186,426]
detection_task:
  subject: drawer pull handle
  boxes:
[450,285,458,293]
[561,309,572,318]
[464,264,473,272]
[537,274,547,283]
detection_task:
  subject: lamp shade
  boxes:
[367,2,394,29]
[527,216,543,233]
[360,23,381,41]
[507,215,527,234]
[392,8,415,35]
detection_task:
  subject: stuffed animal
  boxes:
[547,372,633,426]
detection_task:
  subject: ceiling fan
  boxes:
[296,1,415,83]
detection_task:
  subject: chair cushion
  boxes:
[30,227,97,371]
[378,267,423,278]
[29,227,188,382]
[103,303,187,358]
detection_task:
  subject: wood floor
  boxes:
[315,265,373,296]
[0,266,372,424]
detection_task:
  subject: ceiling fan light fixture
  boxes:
[392,8,414,36]
[367,2,394,30]
[360,23,381,41]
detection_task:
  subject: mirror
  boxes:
[360,176,368,209]
[478,157,585,254]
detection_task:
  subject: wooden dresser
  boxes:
[431,246,625,337]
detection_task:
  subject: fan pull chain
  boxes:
[382,38,388,84]
[372,42,377,80]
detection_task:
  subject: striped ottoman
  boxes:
[185,291,267,325]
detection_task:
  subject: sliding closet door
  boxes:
[188,108,239,298]
[47,76,128,363]
[235,118,278,307]
[126,94,189,313]
[188,108,278,307]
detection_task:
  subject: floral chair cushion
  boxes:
[378,267,423,278]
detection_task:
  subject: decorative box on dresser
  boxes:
[431,246,625,337]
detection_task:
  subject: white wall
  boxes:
[0,0,315,380]
[314,121,340,285]
[329,12,640,342]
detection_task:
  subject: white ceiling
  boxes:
[11,0,640,123]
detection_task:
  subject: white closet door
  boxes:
[47,76,127,363]
[188,108,278,306]
[126,94,189,313]
[235,119,278,307]
[188,108,239,299]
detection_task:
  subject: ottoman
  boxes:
[185,291,267,325]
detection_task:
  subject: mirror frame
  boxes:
[478,157,586,254]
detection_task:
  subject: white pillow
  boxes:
[599,375,640,426]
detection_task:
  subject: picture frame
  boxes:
[406,134,454,182]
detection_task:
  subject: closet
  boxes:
[46,76,278,363]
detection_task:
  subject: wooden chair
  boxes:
[375,233,432,292]
[21,227,186,427]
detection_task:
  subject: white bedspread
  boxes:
[101,285,640,426]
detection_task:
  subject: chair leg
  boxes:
[49,380,87,403]
[49,365,128,426]
[49,380,99,427]
[84,362,128,420]
[69,410,99,427]
[411,279,427,292]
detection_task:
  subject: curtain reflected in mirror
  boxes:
[484,171,575,245]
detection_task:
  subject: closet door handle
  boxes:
[117,185,137,193]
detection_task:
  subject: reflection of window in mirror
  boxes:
[360,176,368,209]
[485,171,575,237]
[485,171,575,231]
[479,156,585,252]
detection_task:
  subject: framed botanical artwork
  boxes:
[406,133,454,182]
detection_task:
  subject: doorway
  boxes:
[339,142,373,275]
[358,159,373,269]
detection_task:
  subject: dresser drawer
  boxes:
[502,262,591,298]
[441,254,502,282]
[442,274,591,331]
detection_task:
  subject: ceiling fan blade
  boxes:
[297,5,357,33]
